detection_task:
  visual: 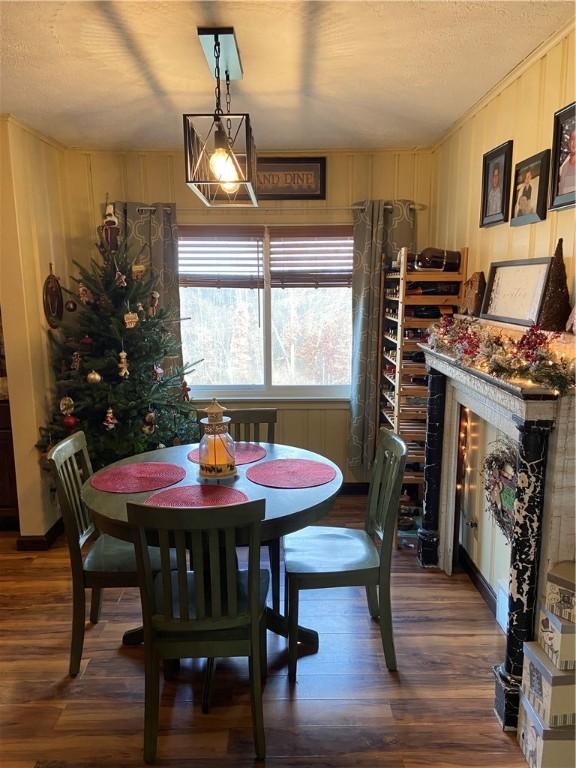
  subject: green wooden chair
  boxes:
[283,429,407,682]
[127,499,269,763]
[201,407,281,614]
[48,432,140,677]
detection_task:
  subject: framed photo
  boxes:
[256,157,326,200]
[510,150,550,226]
[480,140,513,227]
[480,257,552,326]
[550,102,576,210]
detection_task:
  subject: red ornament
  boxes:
[80,335,93,346]
[62,414,79,429]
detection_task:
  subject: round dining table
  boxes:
[81,442,343,650]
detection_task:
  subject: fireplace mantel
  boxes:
[419,345,575,731]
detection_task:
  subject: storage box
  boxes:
[521,641,576,728]
[545,561,575,624]
[517,693,575,768]
[538,605,576,671]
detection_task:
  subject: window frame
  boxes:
[178,224,352,401]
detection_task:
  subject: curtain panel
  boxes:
[115,201,183,368]
[348,199,415,469]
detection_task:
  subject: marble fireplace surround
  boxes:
[418,346,575,730]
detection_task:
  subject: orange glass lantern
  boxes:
[198,399,236,478]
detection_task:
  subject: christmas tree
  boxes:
[38,231,199,469]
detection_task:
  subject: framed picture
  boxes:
[480,257,551,326]
[510,150,550,226]
[550,102,576,210]
[480,140,513,227]
[256,157,326,200]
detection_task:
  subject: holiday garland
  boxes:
[427,316,574,394]
[481,439,518,543]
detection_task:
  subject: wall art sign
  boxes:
[511,149,550,226]
[256,157,326,200]
[550,101,576,211]
[480,257,552,326]
[480,140,513,227]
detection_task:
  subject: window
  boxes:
[179,225,353,398]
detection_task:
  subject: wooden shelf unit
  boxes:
[379,247,468,482]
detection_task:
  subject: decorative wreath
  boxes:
[481,439,518,543]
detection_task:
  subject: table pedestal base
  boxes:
[121,609,319,651]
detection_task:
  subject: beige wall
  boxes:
[430,27,575,295]
[0,117,68,536]
[64,147,434,268]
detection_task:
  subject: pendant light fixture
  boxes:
[184,28,258,207]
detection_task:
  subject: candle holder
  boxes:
[198,399,236,479]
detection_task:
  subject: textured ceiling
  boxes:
[0,1,573,150]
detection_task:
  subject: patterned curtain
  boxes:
[115,201,182,368]
[348,199,415,469]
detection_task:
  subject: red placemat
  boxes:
[145,485,248,508]
[246,459,336,489]
[187,442,267,466]
[90,462,186,493]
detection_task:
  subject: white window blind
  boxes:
[269,226,354,288]
[178,226,264,289]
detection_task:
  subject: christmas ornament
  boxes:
[181,380,190,402]
[114,270,127,288]
[538,238,572,331]
[59,396,75,416]
[141,410,156,435]
[124,311,138,329]
[153,364,164,381]
[103,407,118,430]
[65,299,77,313]
[136,302,145,314]
[42,264,64,329]
[172,436,182,446]
[86,369,102,384]
[80,335,93,346]
[63,414,79,430]
[71,352,81,371]
[78,282,92,305]
[118,351,129,379]
[131,263,146,281]
[148,291,160,317]
[98,201,120,253]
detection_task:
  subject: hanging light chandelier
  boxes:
[184,28,258,207]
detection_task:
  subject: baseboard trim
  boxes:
[458,544,496,617]
[16,517,63,551]
[340,482,369,495]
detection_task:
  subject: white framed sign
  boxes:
[480,258,552,326]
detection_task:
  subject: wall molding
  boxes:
[458,544,496,617]
[0,114,67,152]
[16,517,64,551]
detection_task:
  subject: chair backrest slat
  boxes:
[225,527,238,617]
[201,408,277,444]
[191,531,206,619]
[47,432,96,568]
[174,531,189,621]
[158,529,173,621]
[365,430,407,578]
[127,500,266,633]
[208,528,222,619]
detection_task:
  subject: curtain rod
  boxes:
[137,206,173,213]
[176,203,425,214]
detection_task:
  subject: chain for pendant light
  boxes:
[225,70,232,138]
[213,36,223,115]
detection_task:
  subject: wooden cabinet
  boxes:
[0,400,19,529]
[379,246,467,545]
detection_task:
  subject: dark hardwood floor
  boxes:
[0,497,525,767]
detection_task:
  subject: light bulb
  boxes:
[209,147,240,194]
